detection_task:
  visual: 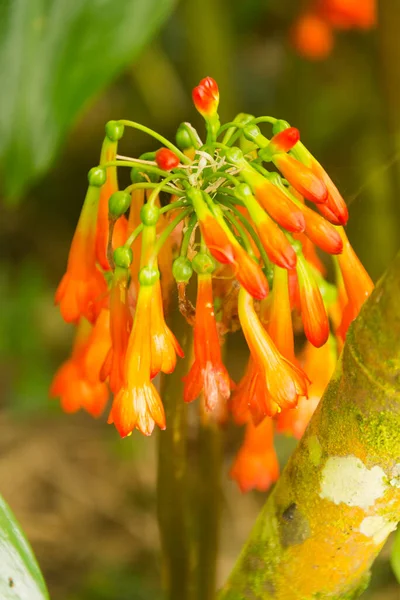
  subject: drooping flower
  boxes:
[230,418,279,493]
[290,141,349,225]
[50,316,109,417]
[238,288,308,414]
[190,189,269,299]
[272,153,328,205]
[276,336,337,438]
[336,227,374,340]
[184,273,231,411]
[296,254,330,347]
[100,266,132,394]
[243,168,306,233]
[150,279,184,378]
[55,191,108,324]
[108,283,166,437]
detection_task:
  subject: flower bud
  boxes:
[172,257,193,283]
[243,124,263,144]
[155,148,180,171]
[140,204,160,226]
[113,247,133,269]
[108,191,131,218]
[105,120,124,142]
[192,252,216,275]
[192,76,219,117]
[88,166,106,187]
[176,123,195,150]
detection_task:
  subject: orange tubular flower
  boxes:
[150,279,184,379]
[246,172,306,233]
[297,254,329,347]
[100,267,132,394]
[230,418,279,493]
[296,200,343,254]
[296,143,348,225]
[272,153,328,205]
[291,12,334,60]
[192,76,219,117]
[238,288,308,414]
[268,266,296,361]
[50,318,109,418]
[276,337,337,439]
[184,273,231,411]
[336,227,374,340]
[108,284,166,437]
[55,182,108,324]
[191,189,269,299]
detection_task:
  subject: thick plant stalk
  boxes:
[157,316,193,600]
[219,250,400,599]
[195,421,222,600]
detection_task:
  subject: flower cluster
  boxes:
[51,77,373,492]
[291,0,376,60]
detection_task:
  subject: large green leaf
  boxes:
[0,494,49,599]
[0,0,177,201]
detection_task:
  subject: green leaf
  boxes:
[0,494,49,599]
[391,525,400,583]
[0,0,177,201]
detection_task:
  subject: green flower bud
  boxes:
[105,120,124,142]
[272,119,291,135]
[88,166,106,187]
[224,146,244,166]
[140,204,160,226]
[172,257,193,283]
[192,252,216,275]
[113,246,133,269]
[176,123,194,150]
[139,266,160,286]
[109,191,131,218]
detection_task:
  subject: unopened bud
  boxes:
[173,257,193,283]
[105,120,124,142]
[139,266,160,286]
[109,191,131,218]
[155,148,180,171]
[113,247,133,268]
[140,204,160,226]
[88,166,106,187]
[192,252,216,275]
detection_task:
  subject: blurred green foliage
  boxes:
[0,0,176,200]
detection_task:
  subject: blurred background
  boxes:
[0,0,399,598]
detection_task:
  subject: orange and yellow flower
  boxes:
[184,274,231,411]
[230,418,279,493]
[108,284,166,437]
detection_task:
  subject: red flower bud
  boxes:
[155,148,180,171]
[269,127,300,153]
[192,77,219,117]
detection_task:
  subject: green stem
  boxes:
[157,310,194,600]
[195,421,222,600]
[118,119,191,164]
